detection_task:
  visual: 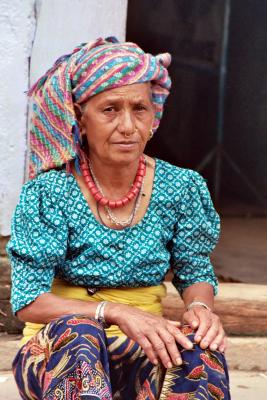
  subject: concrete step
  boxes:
[0,370,266,400]
[1,334,267,372]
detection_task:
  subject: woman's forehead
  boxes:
[90,83,152,104]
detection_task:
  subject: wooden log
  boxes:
[0,256,11,284]
[162,283,267,336]
[0,236,9,257]
[0,300,24,334]
[0,284,11,300]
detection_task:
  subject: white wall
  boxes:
[31,0,128,85]
[0,0,128,236]
[0,0,36,236]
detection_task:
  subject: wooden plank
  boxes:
[1,280,266,335]
[0,257,11,284]
[162,283,267,336]
[0,301,24,334]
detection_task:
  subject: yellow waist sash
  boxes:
[21,279,166,346]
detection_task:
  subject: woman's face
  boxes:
[79,82,155,166]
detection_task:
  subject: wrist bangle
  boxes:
[95,301,110,328]
[186,301,212,312]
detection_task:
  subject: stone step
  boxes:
[163,282,267,336]
[0,334,267,372]
[1,370,267,400]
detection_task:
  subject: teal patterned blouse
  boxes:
[7,159,220,314]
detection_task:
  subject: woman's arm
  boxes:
[17,293,99,323]
[182,281,214,310]
[182,282,227,353]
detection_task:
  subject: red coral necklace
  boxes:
[80,155,146,209]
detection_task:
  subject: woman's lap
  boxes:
[13,315,230,400]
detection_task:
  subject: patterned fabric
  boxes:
[28,36,171,178]
[12,315,231,399]
[7,159,220,315]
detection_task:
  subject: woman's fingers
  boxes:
[198,315,221,349]
[136,333,159,365]
[183,309,200,329]
[192,309,213,343]
[167,324,193,351]
[213,331,227,353]
[209,326,226,351]
[119,306,225,369]
[219,336,227,353]
[159,325,192,366]
[182,308,226,353]
[148,332,175,368]
[138,321,193,368]
[167,320,182,328]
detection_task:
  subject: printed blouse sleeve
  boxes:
[6,176,68,314]
[170,170,220,296]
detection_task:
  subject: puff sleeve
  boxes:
[170,170,220,296]
[6,173,68,314]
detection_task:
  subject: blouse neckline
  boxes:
[67,158,159,233]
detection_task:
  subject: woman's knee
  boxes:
[179,325,228,373]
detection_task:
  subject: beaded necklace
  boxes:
[90,158,146,228]
[80,155,146,209]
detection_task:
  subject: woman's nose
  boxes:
[117,110,135,136]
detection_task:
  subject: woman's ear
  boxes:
[74,103,83,123]
[74,103,86,137]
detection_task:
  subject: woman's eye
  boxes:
[103,106,116,112]
[135,104,147,112]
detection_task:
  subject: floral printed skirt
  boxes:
[13,315,231,399]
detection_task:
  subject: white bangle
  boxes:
[95,301,110,328]
[186,301,212,312]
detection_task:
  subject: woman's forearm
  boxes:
[182,282,215,311]
[17,293,101,324]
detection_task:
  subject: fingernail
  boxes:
[153,359,158,365]
[192,320,198,328]
[220,347,225,353]
[210,343,218,351]
[167,362,173,369]
[176,357,182,365]
[195,335,202,342]
[187,342,193,349]
[201,341,209,348]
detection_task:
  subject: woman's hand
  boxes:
[106,303,193,368]
[182,306,227,353]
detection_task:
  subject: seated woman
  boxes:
[7,37,230,399]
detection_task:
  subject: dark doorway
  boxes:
[127,0,267,215]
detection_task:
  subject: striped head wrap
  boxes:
[28,37,171,178]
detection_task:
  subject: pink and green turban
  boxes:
[28,37,172,178]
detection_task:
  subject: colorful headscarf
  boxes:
[28,37,171,178]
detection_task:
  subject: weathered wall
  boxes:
[0,0,127,333]
[0,0,36,236]
[0,0,128,235]
[31,0,127,85]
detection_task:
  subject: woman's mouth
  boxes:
[112,141,138,150]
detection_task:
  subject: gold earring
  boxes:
[149,129,154,140]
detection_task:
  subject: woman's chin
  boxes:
[110,149,143,165]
